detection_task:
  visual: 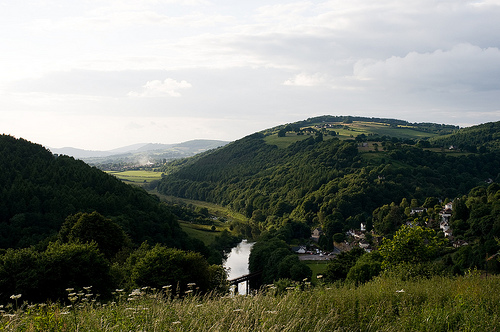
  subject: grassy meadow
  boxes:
[179,222,228,246]
[2,274,499,331]
[106,170,163,184]
[264,121,438,149]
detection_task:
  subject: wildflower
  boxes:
[162,285,172,289]
[303,278,308,282]
[172,321,181,325]
[396,289,405,293]
[185,290,193,294]
[141,286,149,290]
[60,311,70,315]
[66,288,74,292]
[68,293,76,297]
[83,286,92,291]
[10,294,22,300]
[85,294,93,297]
[317,274,323,279]
[196,304,203,307]
[266,310,278,314]
[115,289,124,292]
[129,289,142,297]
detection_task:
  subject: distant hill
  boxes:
[158,116,500,236]
[0,134,196,249]
[429,121,500,152]
[50,139,230,164]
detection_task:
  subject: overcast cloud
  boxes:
[0,0,499,150]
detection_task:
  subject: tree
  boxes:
[129,245,211,294]
[59,212,129,259]
[324,247,365,282]
[346,251,383,285]
[379,225,445,269]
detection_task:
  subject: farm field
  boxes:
[179,221,229,246]
[106,170,163,184]
[154,192,249,224]
[264,121,439,149]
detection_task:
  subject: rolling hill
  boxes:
[50,139,229,165]
[157,116,500,235]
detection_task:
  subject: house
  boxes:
[311,228,323,242]
[453,240,468,248]
[440,221,452,237]
[346,229,365,240]
[358,239,371,250]
[293,246,307,254]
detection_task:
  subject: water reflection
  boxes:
[224,240,255,294]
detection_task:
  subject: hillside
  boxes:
[50,139,229,166]
[158,117,500,235]
[0,134,192,249]
[429,121,500,152]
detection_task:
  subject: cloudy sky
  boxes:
[1,0,499,150]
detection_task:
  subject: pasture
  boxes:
[106,170,163,184]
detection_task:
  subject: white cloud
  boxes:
[283,73,328,86]
[353,43,500,92]
[128,78,192,97]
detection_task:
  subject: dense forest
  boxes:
[0,135,231,303]
[158,120,500,236]
[156,117,500,287]
[0,134,191,249]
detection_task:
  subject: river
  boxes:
[224,240,255,294]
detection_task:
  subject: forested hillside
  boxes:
[158,119,500,235]
[429,121,500,152]
[0,135,235,303]
[0,134,190,249]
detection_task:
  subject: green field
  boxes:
[106,170,163,184]
[154,193,249,224]
[264,121,438,149]
[304,260,329,280]
[179,221,229,246]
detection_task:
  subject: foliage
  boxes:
[0,134,191,250]
[0,242,112,303]
[158,122,500,239]
[379,226,445,269]
[127,244,212,295]
[58,211,130,259]
[429,120,500,152]
[324,247,365,282]
[346,251,383,285]
[249,236,311,287]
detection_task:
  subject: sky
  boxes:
[1,0,499,151]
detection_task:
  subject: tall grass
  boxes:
[2,274,499,331]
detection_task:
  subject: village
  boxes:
[294,201,468,262]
